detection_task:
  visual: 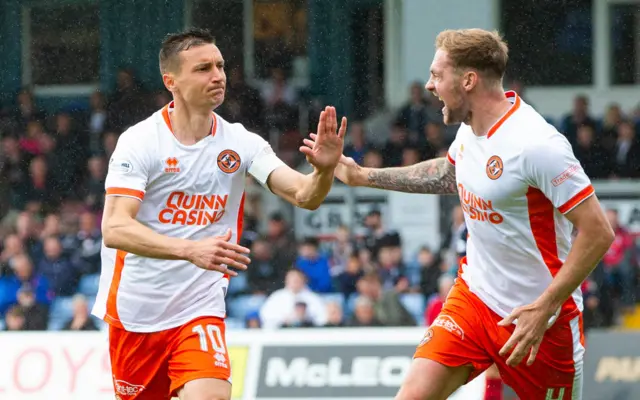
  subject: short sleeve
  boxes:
[104,130,152,201]
[523,134,595,214]
[244,131,286,189]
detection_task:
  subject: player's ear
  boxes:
[162,73,176,92]
[462,71,478,92]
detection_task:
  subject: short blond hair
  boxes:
[435,29,509,82]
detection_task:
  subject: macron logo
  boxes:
[552,164,581,187]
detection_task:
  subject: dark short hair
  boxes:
[159,28,216,74]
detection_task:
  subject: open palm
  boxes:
[302,133,363,186]
[299,106,347,172]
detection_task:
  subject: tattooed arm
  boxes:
[336,156,457,195]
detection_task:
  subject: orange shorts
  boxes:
[414,278,585,400]
[108,316,231,399]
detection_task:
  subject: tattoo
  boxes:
[367,157,457,194]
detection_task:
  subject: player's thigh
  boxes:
[406,283,494,399]
[495,313,584,399]
[109,324,172,399]
[168,316,232,399]
[176,378,231,400]
[395,358,473,400]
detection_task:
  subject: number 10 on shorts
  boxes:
[192,324,226,354]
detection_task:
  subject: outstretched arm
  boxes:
[302,133,457,195]
[365,157,457,194]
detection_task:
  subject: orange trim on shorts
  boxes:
[486,91,521,139]
[558,185,594,214]
[162,101,218,137]
[106,187,144,201]
[446,152,456,165]
[105,250,127,328]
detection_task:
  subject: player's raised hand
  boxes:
[185,228,251,276]
[497,301,556,367]
[302,133,366,186]
[299,106,347,173]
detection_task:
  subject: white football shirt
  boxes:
[448,91,594,321]
[91,102,285,332]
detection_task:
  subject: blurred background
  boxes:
[0,0,638,399]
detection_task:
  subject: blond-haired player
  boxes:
[93,28,347,400]
[304,28,613,400]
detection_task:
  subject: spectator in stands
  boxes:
[382,123,411,167]
[560,95,597,146]
[295,237,333,293]
[51,112,85,199]
[424,274,455,326]
[395,81,430,136]
[361,209,401,259]
[355,272,415,326]
[601,103,624,152]
[13,89,45,130]
[377,245,408,292]
[16,284,48,330]
[87,91,108,155]
[401,148,421,166]
[21,120,45,156]
[362,149,384,168]
[421,121,448,160]
[602,209,637,311]
[417,247,443,299]
[281,301,315,328]
[574,124,612,179]
[265,212,297,274]
[3,305,26,331]
[612,121,640,178]
[37,236,80,297]
[101,131,119,160]
[107,68,149,132]
[324,301,345,327]
[15,212,43,262]
[246,237,283,295]
[1,135,30,210]
[581,279,605,331]
[328,225,356,276]
[19,156,58,214]
[0,253,51,316]
[259,269,327,329]
[245,311,261,329]
[63,294,98,331]
[348,296,383,327]
[336,254,364,300]
[0,234,24,276]
[344,122,371,165]
[84,156,107,212]
[260,67,297,108]
[74,212,102,275]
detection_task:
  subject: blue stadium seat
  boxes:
[78,273,100,297]
[226,294,266,320]
[227,273,248,296]
[48,296,74,330]
[400,293,426,326]
[320,292,345,309]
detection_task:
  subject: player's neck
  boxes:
[469,91,513,137]
[169,101,213,145]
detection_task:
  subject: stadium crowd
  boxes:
[0,67,638,332]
